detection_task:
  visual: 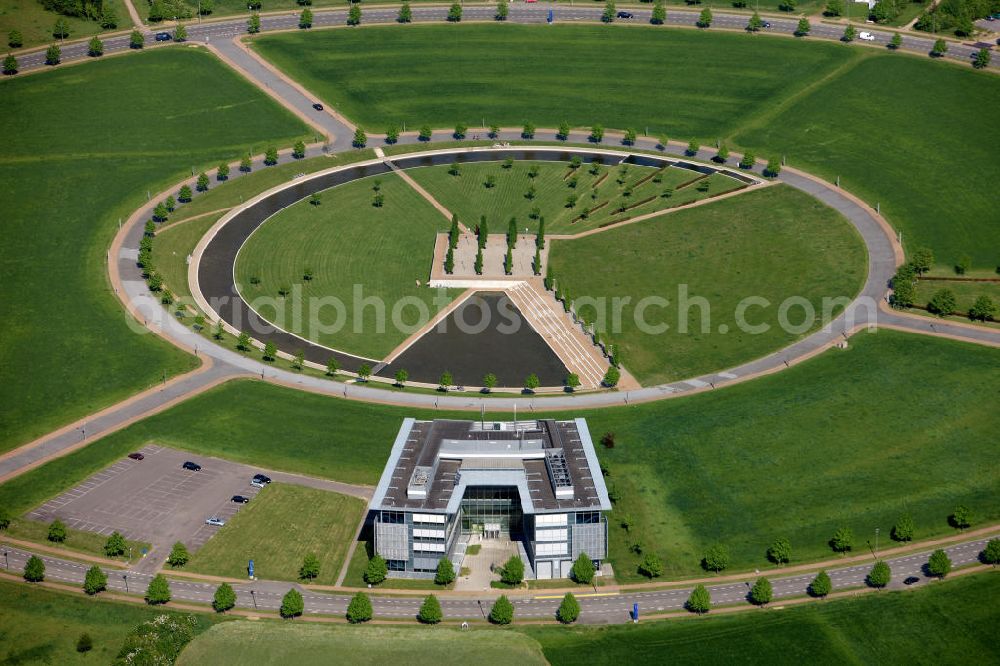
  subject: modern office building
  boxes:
[368,418,612,579]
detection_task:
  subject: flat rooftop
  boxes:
[369,418,611,514]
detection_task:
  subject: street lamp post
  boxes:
[250,589,258,609]
[875,527,880,556]
[3,551,8,569]
[123,574,129,593]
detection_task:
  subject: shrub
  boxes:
[891,514,915,542]
[213,583,236,612]
[501,555,525,585]
[571,552,595,584]
[809,570,832,598]
[23,555,45,582]
[949,505,972,530]
[927,289,957,316]
[365,554,388,584]
[435,557,455,585]
[927,549,952,578]
[299,553,320,580]
[489,595,514,624]
[104,531,127,557]
[686,584,711,614]
[76,633,93,653]
[346,592,373,623]
[167,541,189,567]
[830,526,853,553]
[766,537,791,565]
[84,565,108,595]
[281,589,304,618]
[418,594,442,623]
[115,614,197,664]
[145,574,171,604]
[638,553,663,578]
[982,538,1000,564]
[702,544,730,572]
[557,592,580,623]
[867,560,891,589]
[749,577,772,605]
[48,519,67,542]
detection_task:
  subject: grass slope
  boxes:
[407,160,740,234]
[235,173,455,358]
[550,184,867,385]
[0,578,221,664]
[2,331,998,581]
[0,47,309,453]
[530,571,1000,664]
[186,483,365,585]
[178,622,548,666]
[253,25,1000,269]
[0,0,129,49]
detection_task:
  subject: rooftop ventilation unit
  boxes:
[407,465,433,499]
[544,448,574,500]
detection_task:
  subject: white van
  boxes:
[859,31,876,41]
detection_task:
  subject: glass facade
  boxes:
[459,486,523,537]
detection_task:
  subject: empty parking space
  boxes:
[28,444,270,551]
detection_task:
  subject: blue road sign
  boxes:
[248,559,255,577]
[547,9,554,22]
[632,602,639,621]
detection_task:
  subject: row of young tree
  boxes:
[890,248,997,321]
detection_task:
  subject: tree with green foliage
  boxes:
[213,582,236,612]
[969,295,996,322]
[764,157,781,177]
[910,247,934,274]
[522,121,536,139]
[52,18,70,39]
[501,555,525,585]
[589,124,604,143]
[891,514,915,542]
[810,570,832,598]
[931,38,947,56]
[747,11,763,31]
[523,373,540,392]
[795,17,811,36]
[890,264,917,308]
[639,553,664,578]
[982,538,1000,564]
[419,124,433,141]
[292,140,306,159]
[842,23,856,42]
[48,519,66,542]
[974,48,991,69]
[686,584,711,614]
[867,560,891,589]
[557,592,580,623]
[697,7,712,27]
[196,172,209,191]
[439,370,453,390]
[830,526,853,553]
[739,151,756,169]
[434,557,455,585]
[104,531,127,557]
[448,2,462,21]
[262,147,277,166]
[247,12,261,33]
[496,0,509,20]
[347,592,373,622]
[571,552,595,583]
[83,565,107,595]
[24,555,45,582]
[715,144,730,163]
[167,541,191,567]
[299,553,320,580]
[767,537,791,565]
[145,574,171,604]
[281,589,304,618]
[8,29,23,48]
[0,508,9,530]
[347,3,361,25]
[88,36,103,57]
[703,544,730,572]
[357,363,372,381]
[474,247,484,275]
[76,633,93,653]
[173,23,187,41]
[365,554,388,584]
[490,595,514,624]
[398,1,412,22]
[153,202,168,222]
[444,246,455,274]
[165,195,176,211]
[483,373,497,392]
[240,155,253,172]
[603,366,621,387]
[213,320,225,340]
[236,331,252,351]
[651,0,666,23]
[950,505,972,530]
[147,272,163,292]
[889,32,902,49]
[824,0,843,13]
[556,120,570,140]
[565,372,580,391]
[2,54,17,75]
[127,29,143,49]
[927,289,957,316]
[927,549,952,578]
[325,356,339,376]
[602,0,616,22]
[353,127,367,148]
[686,139,699,156]
[393,368,409,387]
[299,7,313,28]
[750,577,773,605]
[955,255,971,275]
[418,594,443,623]
[45,44,61,65]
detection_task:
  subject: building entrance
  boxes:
[459,486,523,539]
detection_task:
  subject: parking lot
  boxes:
[28,444,270,553]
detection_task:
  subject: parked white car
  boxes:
[205,517,226,526]
[859,31,876,41]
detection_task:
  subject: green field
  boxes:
[0,0,129,49]
[0,578,221,664]
[186,483,365,585]
[912,280,1000,324]
[252,25,1000,269]
[0,47,309,454]
[407,160,741,234]
[2,516,149,563]
[550,184,867,385]
[178,622,548,666]
[3,330,998,582]
[529,571,1000,664]
[235,172,456,358]
[157,213,226,304]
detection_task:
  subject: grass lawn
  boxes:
[0,0,129,49]
[529,571,1000,664]
[549,184,867,385]
[253,25,1000,271]
[235,172,457,358]
[178,621,548,666]
[342,540,448,590]
[407,160,741,235]
[0,578,222,664]
[0,47,309,454]
[913,280,1000,320]
[3,517,149,564]
[185,483,365,585]
[156,212,226,304]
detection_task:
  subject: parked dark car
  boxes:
[232,495,250,504]
[182,461,202,471]
[127,452,145,461]
[155,32,171,42]
[762,20,771,27]
[312,103,324,111]
[251,473,271,487]
[616,10,634,18]
[904,576,920,585]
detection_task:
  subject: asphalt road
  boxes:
[1,535,993,622]
[10,2,998,73]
